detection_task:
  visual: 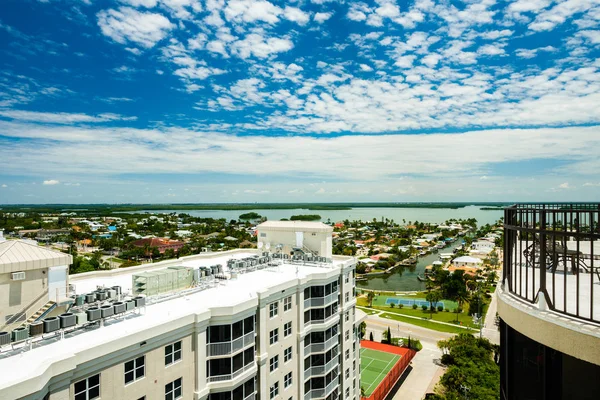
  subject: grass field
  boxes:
[360,348,400,397]
[380,313,477,334]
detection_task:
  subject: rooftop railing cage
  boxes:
[504,204,600,324]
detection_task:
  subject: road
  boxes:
[364,313,451,400]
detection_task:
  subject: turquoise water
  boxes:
[126,205,503,226]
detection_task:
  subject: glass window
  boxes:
[345,330,349,341]
[270,329,278,345]
[209,325,231,343]
[270,355,279,372]
[269,302,278,318]
[270,382,279,399]
[284,321,292,337]
[125,356,145,384]
[74,374,100,400]
[244,316,254,334]
[165,377,182,400]
[284,296,292,311]
[284,372,292,388]
[165,341,182,366]
[284,346,292,362]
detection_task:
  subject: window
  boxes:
[345,292,349,302]
[284,346,292,362]
[345,312,349,322]
[284,321,292,337]
[345,330,350,341]
[270,355,279,372]
[345,368,350,379]
[270,329,279,345]
[284,372,292,388]
[125,356,145,384]
[165,377,182,400]
[353,360,356,371]
[346,387,350,397]
[74,374,100,400]
[345,349,350,360]
[345,273,349,283]
[165,341,182,366]
[284,296,292,311]
[138,397,146,400]
[269,302,279,318]
[270,382,279,399]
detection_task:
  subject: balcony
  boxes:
[304,292,338,309]
[304,312,338,327]
[304,379,338,400]
[207,332,255,357]
[504,204,600,324]
[304,336,338,354]
[207,362,256,383]
[304,357,339,380]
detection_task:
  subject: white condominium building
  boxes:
[0,222,359,400]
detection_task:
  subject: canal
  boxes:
[356,239,467,292]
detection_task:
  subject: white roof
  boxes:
[257,220,333,232]
[453,256,483,263]
[0,240,72,273]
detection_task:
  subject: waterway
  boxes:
[356,239,467,292]
[124,205,503,226]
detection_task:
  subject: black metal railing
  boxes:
[504,204,600,324]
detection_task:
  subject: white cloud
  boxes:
[283,6,310,25]
[230,33,293,59]
[43,180,60,185]
[224,0,282,24]
[559,182,570,189]
[314,12,333,23]
[0,110,136,124]
[119,0,158,7]
[97,7,174,48]
[1,184,7,188]
[583,182,600,187]
[528,0,595,32]
[515,46,557,59]
[359,64,373,72]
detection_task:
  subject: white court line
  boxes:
[364,354,400,395]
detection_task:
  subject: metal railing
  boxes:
[0,289,49,332]
[304,356,339,379]
[504,204,600,323]
[304,379,338,400]
[207,362,256,383]
[207,332,255,356]
[304,336,338,354]
[304,311,338,327]
[304,292,338,309]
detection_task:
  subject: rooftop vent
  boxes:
[11,272,26,281]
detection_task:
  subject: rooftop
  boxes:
[257,220,333,232]
[0,240,72,273]
[0,251,355,396]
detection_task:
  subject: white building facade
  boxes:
[0,233,359,400]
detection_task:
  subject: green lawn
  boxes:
[357,306,379,315]
[373,305,479,328]
[360,348,400,396]
[380,313,477,334]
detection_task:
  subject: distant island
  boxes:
[239,212,262,220]
[290,214,321,221]
[0,202,513,214]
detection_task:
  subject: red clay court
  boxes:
[360,340,416,400]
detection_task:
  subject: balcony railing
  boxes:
[504,204,600,323]
[304,336,338,354]
[244,393,255,400]
[207,332,255,357]
[304,311,338,327]
[207,362,256,382]
[304,379,338,400]
[304,356,339,379]
[304,292,338,309]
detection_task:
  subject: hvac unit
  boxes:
[107,289,117,299]
[11,327,29,342]
[96,291,108,301]
[59,313,76,329]
[134,296,146,308]
[113,302,126,314]
[112,286,122,295]
[100,305,114,318]
[29,321,44,336]
[85,293,96,303]
[75,295,85,306]
[43,317,60,333]
[125,300,135,311]
[75,312,87,325]
[0,331,10,346]
[11,272,26,281]
[87,308,101,321]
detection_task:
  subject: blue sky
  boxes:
[0,0,599,204]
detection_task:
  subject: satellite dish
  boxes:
[265,242,271,250]
[258,242,264,249]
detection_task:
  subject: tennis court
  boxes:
[360,347,400,397]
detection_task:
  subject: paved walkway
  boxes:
[481,290,500,344]
[358,306,477,332]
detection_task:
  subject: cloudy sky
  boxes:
[0,0,599,204]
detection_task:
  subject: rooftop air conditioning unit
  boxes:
[11,272,26,281]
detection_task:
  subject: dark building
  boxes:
[499,204,600,400]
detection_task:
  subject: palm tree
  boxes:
[426,290,442,319]
[367,291,375,307]
[455,290,469,322]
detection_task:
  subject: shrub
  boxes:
[412,304,418,310]
[437,305,444,312]
[421,305,428,311]
[457,307,463,313]
[390,303,395,308]
[398,304,403,309]
[445,309,449,312]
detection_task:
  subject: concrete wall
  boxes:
[258,229,332,258]
[0,267,48,325]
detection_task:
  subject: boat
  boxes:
[419,251,426,256]
[417,274,426,282]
